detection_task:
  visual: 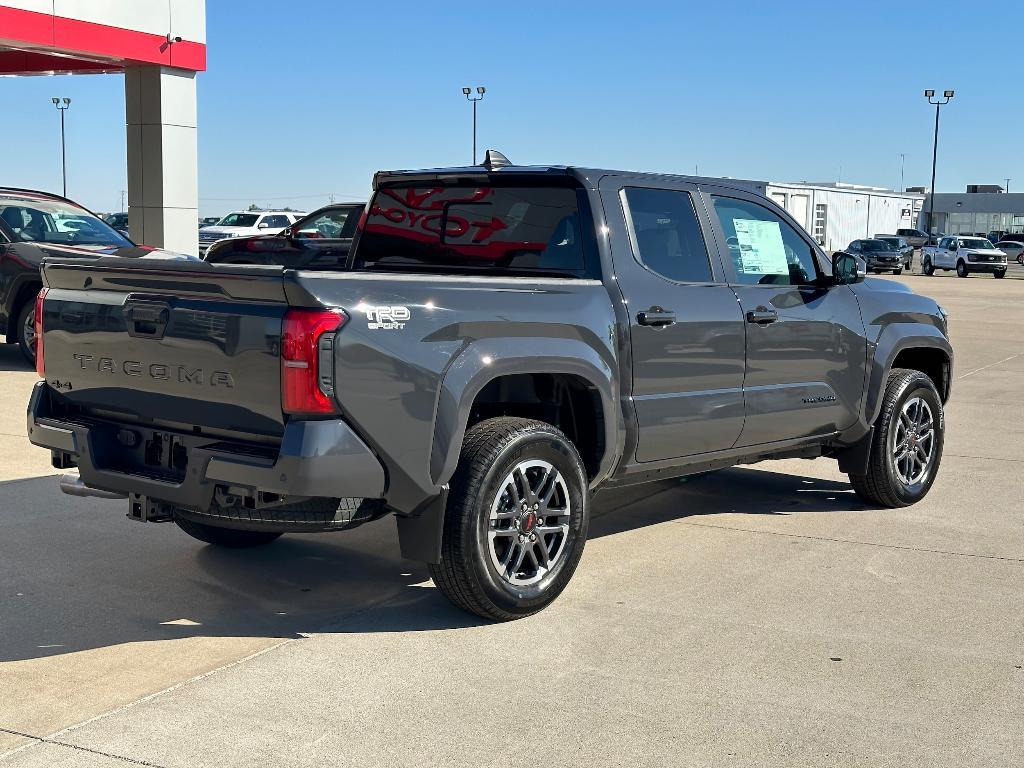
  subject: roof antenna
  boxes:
[482,149,512,170]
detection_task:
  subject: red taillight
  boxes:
[34,287,48,378]
[281,308,345,416]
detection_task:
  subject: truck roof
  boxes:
[373,151,761,196]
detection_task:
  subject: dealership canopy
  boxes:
[0,1,206,253]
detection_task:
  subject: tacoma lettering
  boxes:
[72,354,234,388]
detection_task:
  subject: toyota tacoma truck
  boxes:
[27,152,953,621]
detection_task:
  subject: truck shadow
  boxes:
[0,467,865,661]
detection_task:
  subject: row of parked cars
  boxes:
[847,229,1024,277]
[1,188,366,364]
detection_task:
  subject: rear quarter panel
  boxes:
[291,272,621,512]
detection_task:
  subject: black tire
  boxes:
[894,268,903,275]
[15,300,36,365]
[994,269,1006,279]
[956,260,968,278]
[173,513,283,548]
[922,257,934,276]
[848,368,944,508]
[429,417,589,621]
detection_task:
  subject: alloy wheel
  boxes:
[487,459,571,586]
[891,396,936,486]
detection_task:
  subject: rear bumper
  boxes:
[27,382,386,511]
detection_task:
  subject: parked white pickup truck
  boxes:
[198,211,304,255]
[921,236,1008,279]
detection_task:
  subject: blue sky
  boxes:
[2,0,1022,215]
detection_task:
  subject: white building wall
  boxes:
[765,183,923,252]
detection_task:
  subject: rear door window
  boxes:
[621,187,713,283]
[355,185,594,277]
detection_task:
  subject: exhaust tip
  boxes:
[59,473,127,501]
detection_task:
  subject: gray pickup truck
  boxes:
[28,153,953,620]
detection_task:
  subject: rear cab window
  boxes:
[353,183,598,278]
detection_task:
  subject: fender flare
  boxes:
[863,326,953,427]
[429,336,621,490]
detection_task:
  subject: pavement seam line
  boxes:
[0,727,167,767]
[0,638,296,763]
[679,520,1024,563]
[956,352,1023,379]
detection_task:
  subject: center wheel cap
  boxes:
[519,511,537,534]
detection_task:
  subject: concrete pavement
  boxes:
[1,273,1022,766]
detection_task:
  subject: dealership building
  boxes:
[918,191,1024,237]
[0,0,206,254]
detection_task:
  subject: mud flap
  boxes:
[394,486,448,564]
[836,427,874,475]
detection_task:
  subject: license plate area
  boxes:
[89,425,191,484]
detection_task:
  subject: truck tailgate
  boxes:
[39,258,306,437]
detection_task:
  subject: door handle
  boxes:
[745,306,778,325]
[637,308,676,327]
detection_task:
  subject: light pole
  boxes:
[899,153,906,192]
[1005,178,1011,193]
[924,89,953,241]
[52,97,71,196]
[462,86,485,165]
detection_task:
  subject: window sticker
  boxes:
[733,218,789,275]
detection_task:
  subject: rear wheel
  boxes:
[848,368,944,507]
[429,417,589,621]
[956,260,968,278]
[16,301,36,365]
[173,513,283,548]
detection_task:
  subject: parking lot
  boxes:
[1,270,1021,767]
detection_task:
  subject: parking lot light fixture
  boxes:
[924,89,954,241]
[463,85,486,165]
[52,97,71,197]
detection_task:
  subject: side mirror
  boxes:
[832,251,866,285]
[949,243,958,251]
[258,222,270,229]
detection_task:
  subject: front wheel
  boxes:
[956,260,968,278]
[922,258,934,276]
[173,513,283,548]
[848,368,944,507]
[994,269,1006,279]
[429,417,589,621]
[894,268,903,275]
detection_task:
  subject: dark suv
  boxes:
[0,188,135,363]
[846,238,906,273]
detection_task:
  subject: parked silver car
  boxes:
[995,240,1024,265]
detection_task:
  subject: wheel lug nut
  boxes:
[529,534,536,541]
[537,518,544,525]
